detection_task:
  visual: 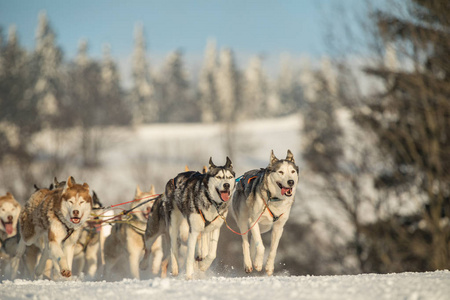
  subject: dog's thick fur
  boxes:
[142,157,236,279]
[103,185,164,280]
[11,177,93,279]
[232,150,299,276]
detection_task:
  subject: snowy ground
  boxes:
[1,271,449,300]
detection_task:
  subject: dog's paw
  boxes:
[61,269,72,277]
[195,255,203,262]
[254,263,263,272]
[245,265,253,273]
[265,266,274,276]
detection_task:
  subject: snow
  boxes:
[1,271,449,300]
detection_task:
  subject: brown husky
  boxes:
[11,177,93,279]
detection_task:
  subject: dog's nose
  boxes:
[287,180,295,187]
[73,210,80,217]
[223,183,230,190]
[7,215,13,222]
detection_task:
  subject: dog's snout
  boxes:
[73,210,80,217]
[287,180,295,187]
[7,215,13,222]
[223,183,230,190]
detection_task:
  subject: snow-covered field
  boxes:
[1,271,449,300]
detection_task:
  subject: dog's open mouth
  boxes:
[70,217,81,224]
[1,220,14,235]
[217,189,231,202]
[277,182,293,197]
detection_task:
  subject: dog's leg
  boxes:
[169,214,181,277]
[250,236,256,263]
[35,246,50,278]
[128,248,142,280]
[151,236,164,275]
[85,242,99,279]
[199,228,220,272]
[237,218,253,273]
[185,229,200,280]
[64,243,75,271]
[250,223,265,272]
[10,238,26,279]
[265,222,285,276]
[48,232,71,278]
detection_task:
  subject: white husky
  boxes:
[232,150,299,275]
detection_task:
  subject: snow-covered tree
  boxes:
[100,44,130,125]
[32,11,64,125]
[243,55,269,119]
[215,48,240,122]
[277,53,304,115]
[130,24,156,124]
[198,39,218,123]
[0,26,40,199]
[158,50,194,122]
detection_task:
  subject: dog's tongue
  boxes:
[4,223,13,235]
[281,187,291,196]
[221,192,230,202]
[71,218,80,224]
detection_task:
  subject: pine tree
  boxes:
[32,11,64,126]
[277,54,304,115]
[243,55,269,119]
[215,48,240,122]
[67,39,103,167]
[130,24,156,124]
[158,50,194,122]
[0,26,39,198]
[198,39,218,123]
[100,44,130,125]
[355,0,450,271]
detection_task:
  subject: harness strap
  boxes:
[62,228,75,243]
[198,209,220,227]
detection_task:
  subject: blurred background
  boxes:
[0,0,449,276]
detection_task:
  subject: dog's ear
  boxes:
[269,150,278,166]
[6,192,12,197]
[209,157,216,170]
[136,185,142,196]
[82,183,89,191]
[225,156,233,169]
[63,176,74,194]
[286,150,295,163]
[185,165,190,172]
[149,185,155,195]
[54,177,59,186]
[92,191,102,207]
[202,165,208,174]
[70,176,77,184]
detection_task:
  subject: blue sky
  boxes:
[0,0,364,79]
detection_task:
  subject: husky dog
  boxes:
[0,192,21,247]
[72,191,103,279]
[11,177,93,279]
[157,157,235,279]
[232,150,299,276]
[103,185,164,280]
[0,192,21,278]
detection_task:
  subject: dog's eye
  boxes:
[291,170,296,174]
[216,176,222,179]
[80,201,85,204]
[278,171,284,175]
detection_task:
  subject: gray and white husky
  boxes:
[232,150,299,276]
[141,157,236,279]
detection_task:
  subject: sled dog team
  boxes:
[0,150,299,280]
